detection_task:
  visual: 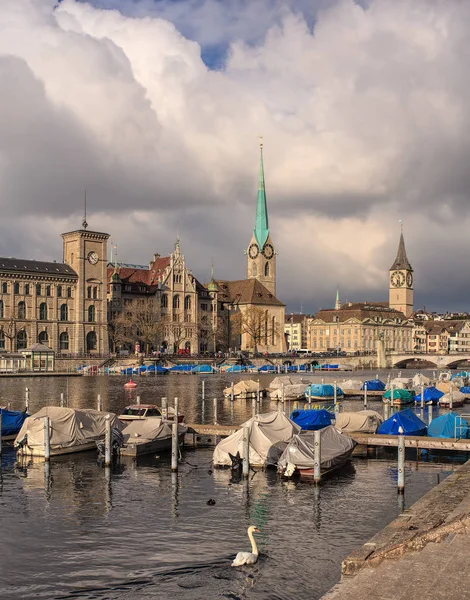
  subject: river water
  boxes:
[0,369,465,599]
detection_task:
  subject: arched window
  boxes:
[17,330,27,350]
[184,295,192,310]
[60,304,68,321]
[0,330,4,349]
[39,302,47,320]
[0,300,3,319]
[18,301,26,319]
[59,332,69,351]
[86,331,97,351]
[57,285,62,297]
[38,331,48,345]
[161,294,168,309]
[88,305,95,322]
[173,294,180,309]
[252,262,257,277]
[264,262,270,277]
[14,282,19,294]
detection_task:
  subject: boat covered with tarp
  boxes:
[414,386,444,405]
[341,379,363,390]
[167,364,194,373]
[289,409,334,431]
[278,426,356,477]
[269,376,295,390]
[362,379,385,392]
[257,364,276,372]
[270,384,307,401]
[389,377,413,389]
[1,408,28,438]
[459,386,470,398]
[428,412,469,439]
[223,379,264,398]
[335,410,383,434]
[120,419,187,456]
[145,364,168,373]
[190,364,217,374]
[225,365,250,373]
[439,389,466,408]
[15,407,123,457]
[377,409,427,436]
[412,374,432,388]
[305,383,344,401]
[383,388,415,405]
[213,411,300,467]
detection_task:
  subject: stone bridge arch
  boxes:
[392,357,438,369]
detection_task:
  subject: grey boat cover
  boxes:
[412,374,432,388]
[121,419,186,444]
[213,410,301,467]
[15,406,122,451]
[223,379,262,397]
[334,410,383,433]
[270,384,306,400]
[341,379,363,390]
[278,426,356,473]
[390,377,413,389]
[440,390,466,406]
[269,376,295,390]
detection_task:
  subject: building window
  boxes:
[264,262,270,277]
[16,330,27,350]
[184,295,192,310]
[93,287,98,299]
[18,301,26,320]
[25,284,30,295]
[39,302,47,320]
[1,282,6,293]
[161,294,168,309]
[201,303,208,312]
[57,285,62,297]
[86,331,97,351]
[87,286,92,299]
[14,282,19,294]
[0,330,4,349]
[46,285,51,297]
[38,331,49,345]
[0,300,3,318]
[173,295,180,309]
[252,263,257,277]
[60,304,68,321]
[59,332,69,350]
[36,284,41,296]
[88,305,95,322]
[67,287,72,298]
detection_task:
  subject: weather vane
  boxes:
[259,135,263,149]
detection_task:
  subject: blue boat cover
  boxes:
[1,409,28,436]
[460,386,470,395]
[362,379,385,391]
[428,412,469,439]
[321,364,339,369]
[168,364,194,372]
[305,384,344,398]
[146,364,167,373]
[451,372,469,379]
[258,365,276,372]
[289,409,335,431]
[377,409,427,436]
[191,364,217,373]
[226,365,249,373]
[414,386,444,403]
[121,367,133,375]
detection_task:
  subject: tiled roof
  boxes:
[314,302,408,323]
[0,257,77,277]
[107,256,171,287]
[214,279,284,307]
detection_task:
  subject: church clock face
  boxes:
[406,272,413,287]
[87,251,99,265]
[248,243,259,259]
[391,271,405,287]
[262,243,274,259]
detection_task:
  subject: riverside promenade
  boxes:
[323,459,470,600]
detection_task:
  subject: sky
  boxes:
[0,0,468,315]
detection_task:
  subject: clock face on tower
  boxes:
[87,251,99,265]
[248,243,259,259]
[262,243,274,259]
[390,271,405,287]
[406,272,413,287]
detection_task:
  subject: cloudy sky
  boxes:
[0,0,468,314]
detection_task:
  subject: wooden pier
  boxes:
[184,423,238,447]
[350,433,470,452]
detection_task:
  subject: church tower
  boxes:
[389,228,413,318]
[246,141,276,295]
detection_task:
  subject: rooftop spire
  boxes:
[253,138,269,248]
[335,287,341,310]
[390,226,412,271]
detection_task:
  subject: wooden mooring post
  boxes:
[202,380,205,401]
[43,416,51,462]
[97,394,102,412]
[397,434,405,493]
[162,397,167,419]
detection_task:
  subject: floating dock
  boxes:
[351,433,470,452]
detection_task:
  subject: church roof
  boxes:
[390,232,412,271]
[314,302,408,323]
[253,144,269,248]
[0,257,77,277]
[214,278,284,307]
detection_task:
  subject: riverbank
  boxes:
[322,458,470,599]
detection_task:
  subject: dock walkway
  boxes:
[322,460,470,600]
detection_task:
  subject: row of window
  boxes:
[0,301,96,322]
[0,329,98,351]
[161,294,193,310]
[251,263,271,277]
[1,282,73,297]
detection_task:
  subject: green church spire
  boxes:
[254,140,269,248]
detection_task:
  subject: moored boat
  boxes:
[439,390,465,408]
[377,409,427,437]
[413,386,444,405]
[1,408,29,441]
[119,404,184,423]
[120,419,187,457]
[304,383,344,401]
[383,388,415,406]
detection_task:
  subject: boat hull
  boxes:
[120,432,185,457]
[16,441,97,457]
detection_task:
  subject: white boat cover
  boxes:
[121,419,187,443]
[223,379,262,397]
[213,410,300,467]
[440,390,466,406]
[334,410,383,433]
[390,377,413,389]
[269,376,295,390]
[15,406,122,451]
[436,381,459,394]
[341,379,363,390]
[278,426,356,472]
[412,374,432,388]
[269,384,306,400]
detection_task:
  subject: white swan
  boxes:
[231,525,260,567]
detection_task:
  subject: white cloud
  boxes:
[0,0,469,313]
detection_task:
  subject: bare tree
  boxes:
[232,307,281,353]
[1,317,16,351]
